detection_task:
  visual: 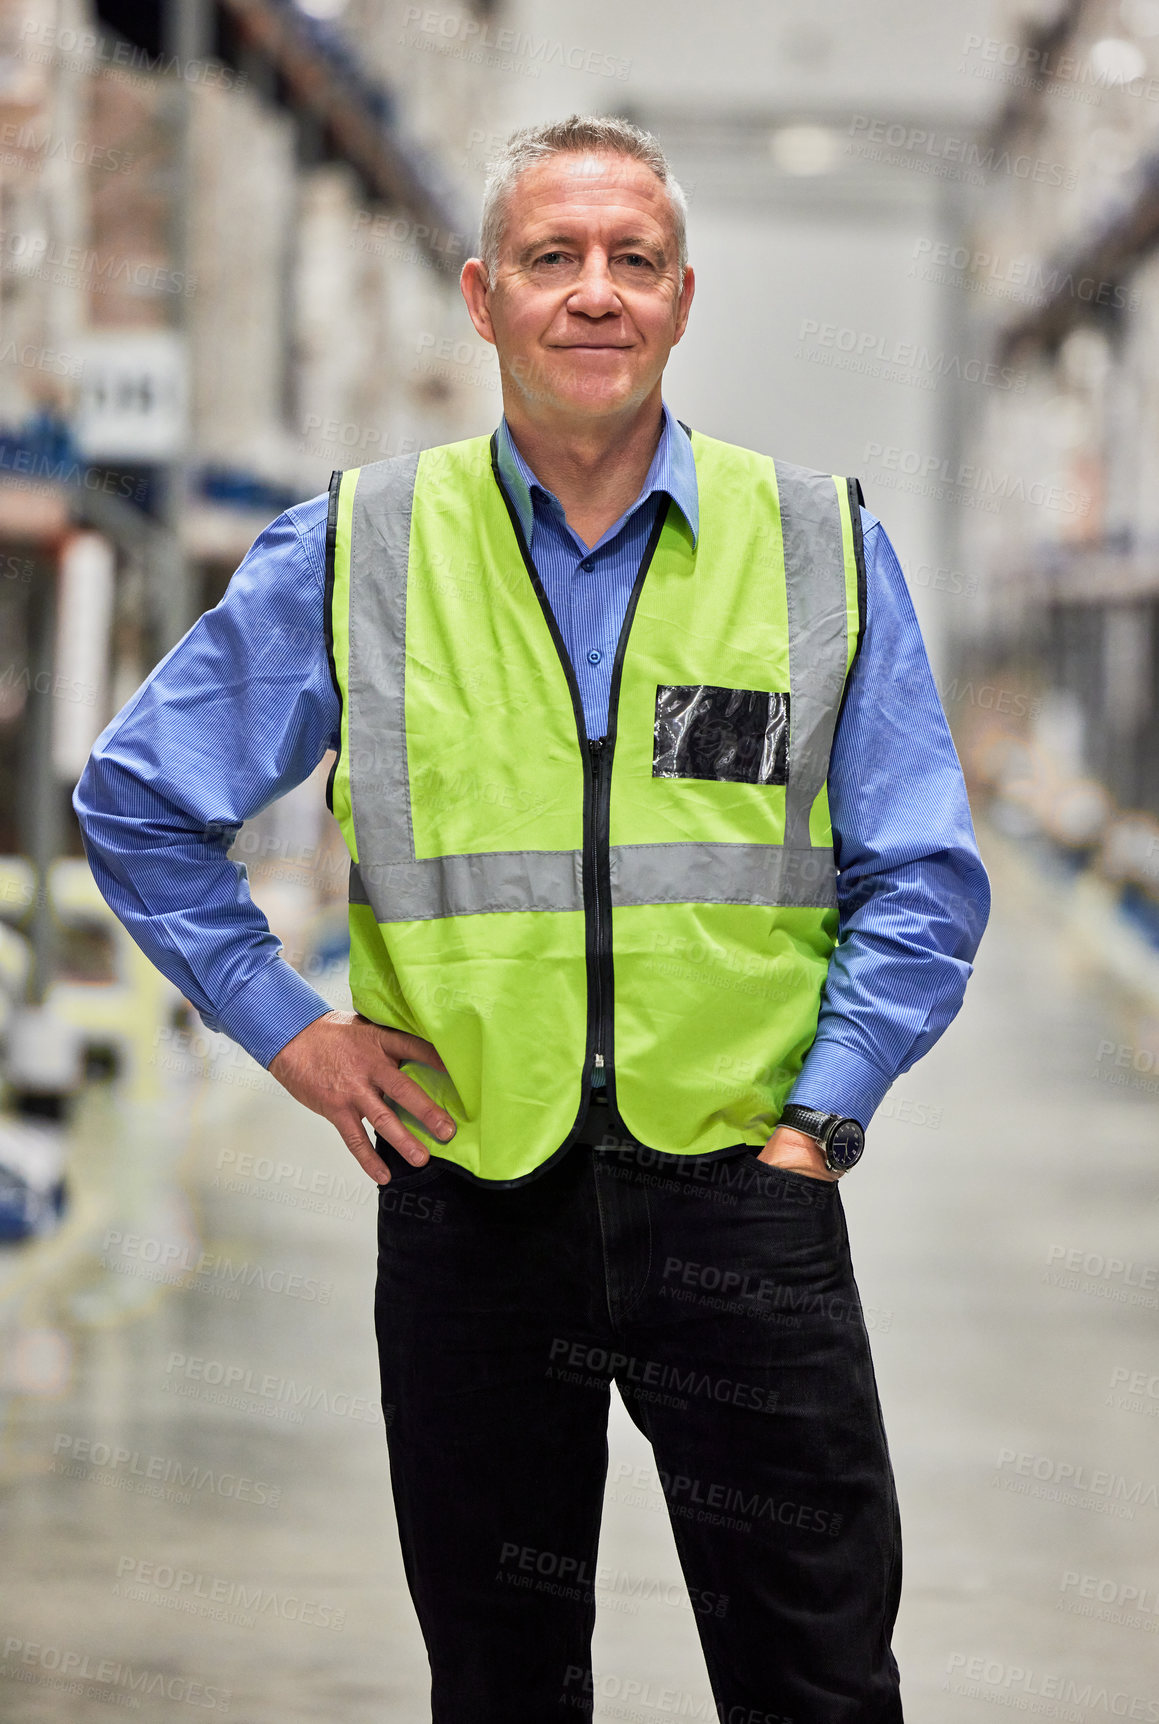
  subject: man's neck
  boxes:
[502,394,665,549]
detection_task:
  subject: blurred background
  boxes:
[1,0,1158,1717]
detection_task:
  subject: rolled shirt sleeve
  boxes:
[786,510,992,1127]
[72,496,340,1070]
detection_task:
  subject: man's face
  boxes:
[462,151,693,423]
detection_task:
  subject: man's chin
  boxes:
[512,371,651,420]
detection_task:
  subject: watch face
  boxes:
[827,1120,864,1171]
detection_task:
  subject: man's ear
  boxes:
[672,265,695,347]
[460,258,497,346]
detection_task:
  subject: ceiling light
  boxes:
[1089,37,1147,82]
[295,0,349,19]
[768,125,843,176]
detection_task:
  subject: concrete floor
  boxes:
[2,822,1158,1722]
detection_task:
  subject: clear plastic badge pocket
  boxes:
[652,685,790,785]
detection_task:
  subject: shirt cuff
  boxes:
[211,959,337,1069]
[786,1041,894,1129]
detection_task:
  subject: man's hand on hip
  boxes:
[268,1010,456,1184]
[754,1125,841,1182]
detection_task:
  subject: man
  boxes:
[75,115,989,1722]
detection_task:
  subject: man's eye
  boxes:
[534,252,568,266]
[618,254,654,269]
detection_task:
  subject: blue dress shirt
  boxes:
[72,402,990,1129]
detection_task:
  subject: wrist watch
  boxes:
[777,1104,865,1174]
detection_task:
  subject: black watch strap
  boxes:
[778,1103,834,1140]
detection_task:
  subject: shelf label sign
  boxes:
[71,329,188,461]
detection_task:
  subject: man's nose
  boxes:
[567,256,621,315]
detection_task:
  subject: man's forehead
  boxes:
[516,151,667,206]
[506,155,674,245]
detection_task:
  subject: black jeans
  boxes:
[373,1126,904,1724]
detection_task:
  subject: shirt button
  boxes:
[587,649,602,665]
[579,558,594,572]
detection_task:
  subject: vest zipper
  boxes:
[588,735,612,1085]
[590,501,668,1121]
[488,435,671,1136]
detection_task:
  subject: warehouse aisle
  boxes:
[1,822,1156,1722]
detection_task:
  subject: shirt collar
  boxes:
[495,400,699,551]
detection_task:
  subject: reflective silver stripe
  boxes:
[346,452,420,873]
[777,461,851,857]
[350,846,832,918]
[611,843,836,909]
[351,851,583,922]
[343,450,847,923]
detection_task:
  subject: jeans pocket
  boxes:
[373,1133,448,1188]
[740,1149,838,1212]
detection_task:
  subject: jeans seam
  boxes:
[622,1391,736,1712]
[839,1198,904,1707]
[592,1157,654,1325]
[591,1155,617,1330]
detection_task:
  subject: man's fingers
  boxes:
[334,1112,392,1184]
[357,1087,436,1165]
[378,1028,448,1073]
[372,1060,457,1144]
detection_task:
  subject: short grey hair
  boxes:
[479,114,689,279]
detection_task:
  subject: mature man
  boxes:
[75,115,988,1722]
